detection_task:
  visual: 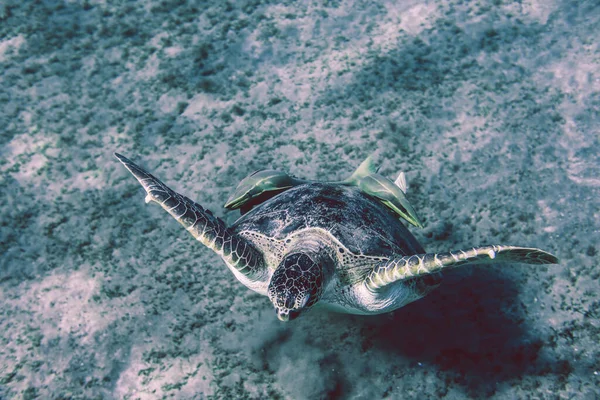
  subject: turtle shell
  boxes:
[231,182,424,258]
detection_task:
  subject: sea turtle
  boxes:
[115,153,558,322]
[224,156,424,228]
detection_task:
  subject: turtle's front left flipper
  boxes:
[365,245,558,292]
[115,153,266,279]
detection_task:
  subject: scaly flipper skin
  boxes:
[115,153,266,279]
[365,245,559,292]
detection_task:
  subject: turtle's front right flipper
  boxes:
[115,153,266,279]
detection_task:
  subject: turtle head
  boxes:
[225,169,301,210]
[268,253,325,322]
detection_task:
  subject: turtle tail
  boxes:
[115,153,265,277]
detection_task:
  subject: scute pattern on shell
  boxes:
[233,183,429,288]
[232,183,425,258]
[241,228,390,286]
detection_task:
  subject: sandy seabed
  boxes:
[1,0,599,399]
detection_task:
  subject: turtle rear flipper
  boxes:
[115,153,266,279]
[365,245,558,292]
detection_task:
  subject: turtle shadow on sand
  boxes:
[358,268,548,395]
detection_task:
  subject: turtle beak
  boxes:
[276,309,290,322]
